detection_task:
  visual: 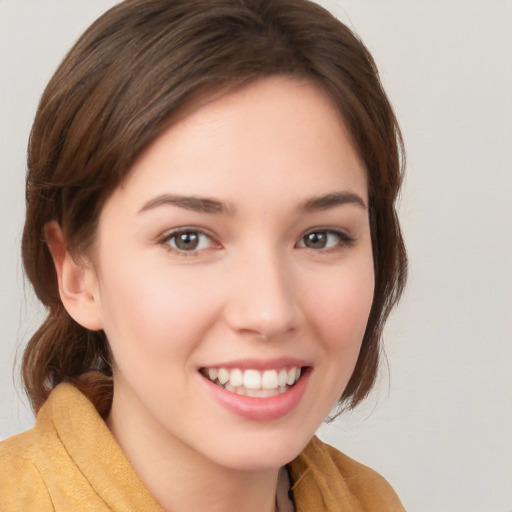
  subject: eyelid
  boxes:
[155,226,355,255]
[296,228,356,250]
[157,227,221,254]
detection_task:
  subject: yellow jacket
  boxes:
[0,383,405,511]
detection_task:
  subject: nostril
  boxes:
[222,264,298,338]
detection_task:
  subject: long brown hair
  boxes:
[22,0,406,413]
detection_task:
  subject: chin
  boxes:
[202,425,316,472]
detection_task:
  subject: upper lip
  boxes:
[199,357,312,371]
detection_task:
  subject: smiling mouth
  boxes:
[199,366,305,397]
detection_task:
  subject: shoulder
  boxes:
[0,382,160,512]
[0,429,54,511]
[0,383,86,511]
[310,436,401,494]
[289,436,405,512]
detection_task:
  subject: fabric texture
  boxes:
[0,383,405,511]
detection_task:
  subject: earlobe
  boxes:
[44,221,103,331]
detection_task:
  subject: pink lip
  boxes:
[199,366,311,421]
[200,357,311,371]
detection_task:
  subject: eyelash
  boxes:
[157,227,355,255]
[158,228,219,256]
[296,228,356,252]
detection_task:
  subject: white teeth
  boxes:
[203,366,303,395]
[243,369,261,390]
[217,368,230,385]
[245,388,281,398]
[236,386,247,396]
[230,368,243,387]
[286,368,296,386]
[262,370,278,390]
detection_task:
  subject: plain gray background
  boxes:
[1,1,511,511]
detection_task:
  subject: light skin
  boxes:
[47,77,375,512]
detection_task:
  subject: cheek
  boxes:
[96,260,220,365]
[304,262,375,352]
[296,259,374,419]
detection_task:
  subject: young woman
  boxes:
[0,0,407,510]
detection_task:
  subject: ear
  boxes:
[44,221,104,331]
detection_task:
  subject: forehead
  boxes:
[108,76,367,213]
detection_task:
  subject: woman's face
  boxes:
[86,77,374,471]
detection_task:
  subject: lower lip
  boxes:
[200,370,310,421]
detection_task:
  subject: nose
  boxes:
[223,250,299,340]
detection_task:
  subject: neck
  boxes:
[107,389,280,512]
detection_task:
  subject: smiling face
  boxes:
[84,77,374,472]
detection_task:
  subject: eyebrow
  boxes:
[300,192,367,211]
[138,190,367,215]
[139,194,229,214]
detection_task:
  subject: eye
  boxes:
[297,229,354,250]
[161,229,216,252]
